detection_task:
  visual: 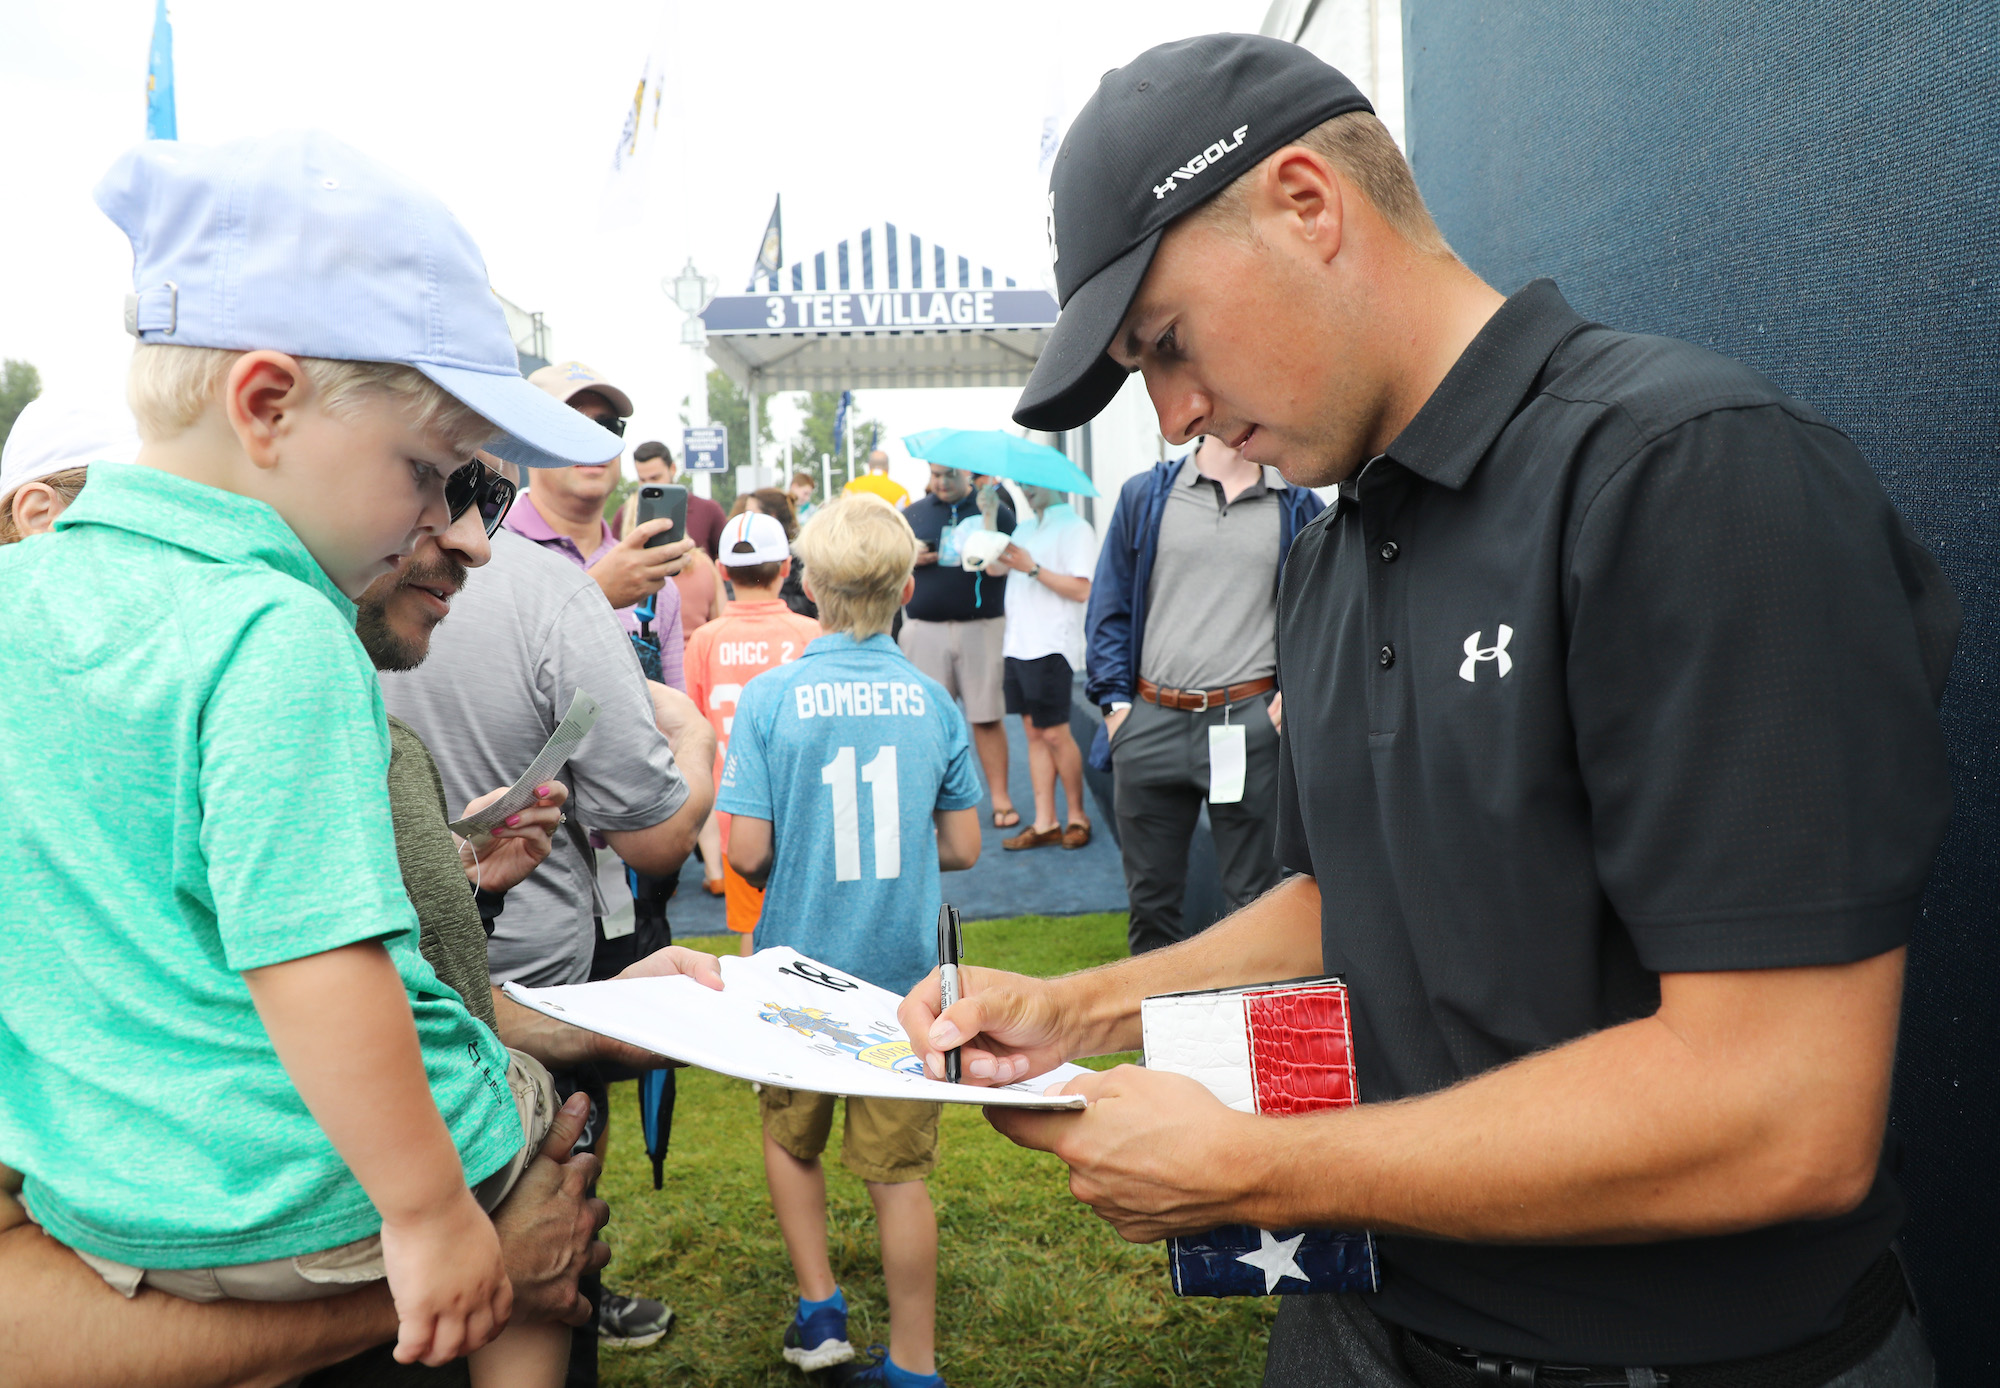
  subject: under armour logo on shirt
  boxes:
[1459,626,1514,682]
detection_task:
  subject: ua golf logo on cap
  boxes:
[1153,124,1251,200]
[1459,626,1514,682]
[1046,188,1058,265]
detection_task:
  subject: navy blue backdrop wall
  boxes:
[1402,4,1997,1382]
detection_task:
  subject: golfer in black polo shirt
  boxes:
[898,35,1957,1388]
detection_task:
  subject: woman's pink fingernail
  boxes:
[535,785,552,797]
[505,814,522,827]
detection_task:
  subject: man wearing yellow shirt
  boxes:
[843,449,910,508]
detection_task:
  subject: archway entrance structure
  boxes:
[698,223,1059,482]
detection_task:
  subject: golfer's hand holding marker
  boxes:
[898,958,1253,1243]
[937,904,964,1083]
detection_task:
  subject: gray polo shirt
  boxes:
[1138,455,1287,690]
[381,531,688,987]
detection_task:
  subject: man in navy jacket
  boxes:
[1084,435,1323,954]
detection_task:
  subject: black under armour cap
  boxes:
[1015,34,1373,432]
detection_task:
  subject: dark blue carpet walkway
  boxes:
[653,717,1130,937]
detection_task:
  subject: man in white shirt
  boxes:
[989,484,1098,850]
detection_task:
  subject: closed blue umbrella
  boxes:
[638,1066,674,1189]
[902,429,1098,497]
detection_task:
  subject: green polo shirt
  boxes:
[0,463,520,1268]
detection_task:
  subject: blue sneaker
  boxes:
[783,1297,855,1373]
[834,1345,946,1388]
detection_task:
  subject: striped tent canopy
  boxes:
[702,223,1059,394]
[752,223,1018,294]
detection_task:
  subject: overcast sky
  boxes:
[0,0,1268,471]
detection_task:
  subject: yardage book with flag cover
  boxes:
[1140,976,1380,1297]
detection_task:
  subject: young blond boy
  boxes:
[0,133,628,1385]
[720,495,983,1387]
[684,510,822,954]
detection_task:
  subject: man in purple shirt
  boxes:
[510,361,690,688]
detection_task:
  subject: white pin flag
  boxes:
[600,52,665,230]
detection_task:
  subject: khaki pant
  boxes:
[898,616,1007,724]
[69,1049,557,1302]
[759,1085,941,1185]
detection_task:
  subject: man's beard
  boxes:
[355,554,469,672]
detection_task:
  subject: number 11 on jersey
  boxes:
[821,745,902,882]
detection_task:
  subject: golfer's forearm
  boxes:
[0,1225,396,1388]
[1059,875,1324,1056]
[1243,956,1900,1241]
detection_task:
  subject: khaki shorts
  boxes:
[898,616,1006,725]
[759,1085,941,1185]
[69,1049,557,1303]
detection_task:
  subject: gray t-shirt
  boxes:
[1139,455,1286,690]
[381,531,689,987]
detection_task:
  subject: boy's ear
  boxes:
[225,351,310,471]
[10,482,68,538]
[901,573,916,604]
[778,556,793,579]
[800,571,816,603]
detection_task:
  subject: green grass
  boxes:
[594,912,1274,1386]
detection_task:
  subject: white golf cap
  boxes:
[717,511,791,567]
[0,395,143,497]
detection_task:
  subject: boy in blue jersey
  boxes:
[723,494,984,1388]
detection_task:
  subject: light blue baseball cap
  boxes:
[94,131,619,470]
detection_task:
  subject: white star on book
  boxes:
[1234,1228,1309,1293]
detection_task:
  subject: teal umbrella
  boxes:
[901,427,959,460]
[901,429,1099,497]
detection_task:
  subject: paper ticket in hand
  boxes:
[447,689,599,836]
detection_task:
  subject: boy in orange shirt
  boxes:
[686,511,822,952]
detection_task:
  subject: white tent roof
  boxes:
[702,222,1057,393]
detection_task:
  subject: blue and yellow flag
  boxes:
[747,195,781,291]
[145,0,176,140]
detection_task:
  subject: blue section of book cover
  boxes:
[1168,1226,1379,1298]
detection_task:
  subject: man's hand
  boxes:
[1104,705,1131,743]
[616,945,727,989]
[458,781,568,895]
[988,1066,1258,1243]
[915,545,939,567]
[587,520,693,609]
[1268,692,1283,736]
[495,947,725,1073]
[646,680,708,749]
[378,1188,511,1366]
[492,1093,611,1327]
[898,965,1080,1086]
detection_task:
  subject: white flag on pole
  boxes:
[600,52,665,230]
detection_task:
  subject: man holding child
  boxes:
[0,132,720,1388]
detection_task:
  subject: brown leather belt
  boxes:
[1136,675,1276,712]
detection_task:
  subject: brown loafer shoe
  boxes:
[1002,825,1065,851]
[1061,823,1092,850]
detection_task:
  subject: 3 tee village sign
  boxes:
[700,286,1059,336]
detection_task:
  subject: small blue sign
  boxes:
[683,426,728,472]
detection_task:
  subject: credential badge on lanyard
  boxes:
[1208,699,1248,804]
